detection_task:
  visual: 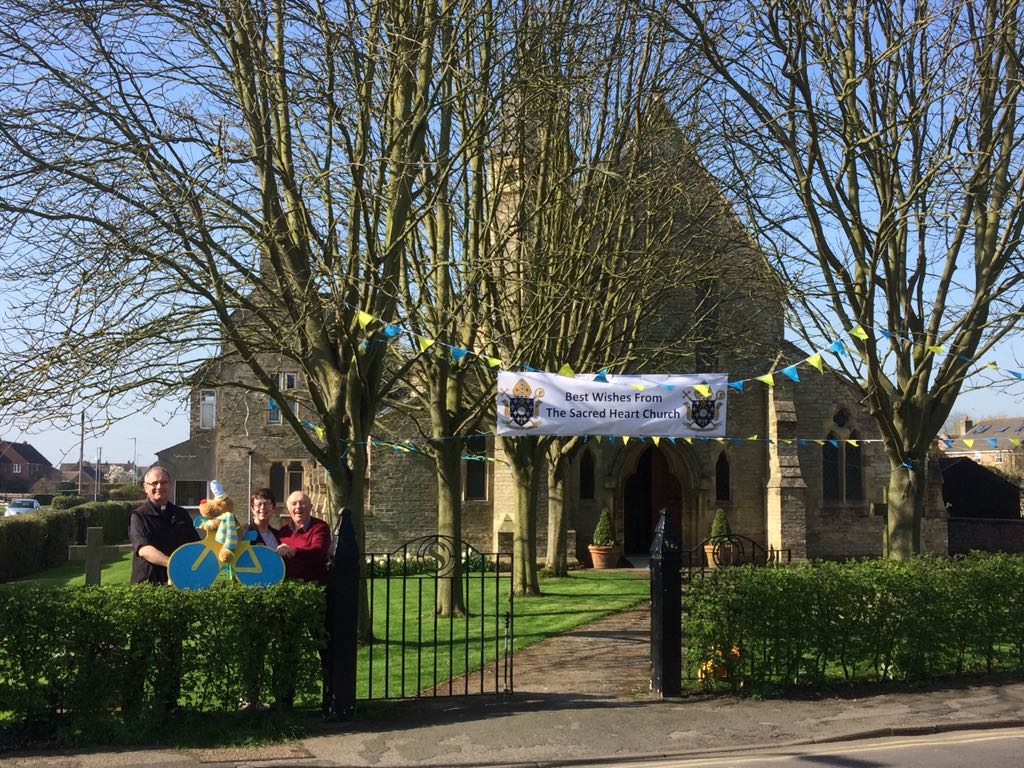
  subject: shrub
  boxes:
[0,502,135,583]
[0,581,325,729]
[709,508,731,538]
[592,508,616,546]
[685,554,1024,690]
[52,495,88,510]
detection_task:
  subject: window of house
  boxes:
[579,450,595,500]
[822,427,863,503]
[10,463,21,474]
[199,389,216,429]
[288,461,304,494]
[267,372,299,424]
[464,434,487,501]
[715,452,730,501]
[269,462,285,503]
[175,480,207,509]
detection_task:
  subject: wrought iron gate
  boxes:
[359,536,513,700]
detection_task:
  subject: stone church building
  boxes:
[156,113,950,563]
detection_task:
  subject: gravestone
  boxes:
[68,526,133,585]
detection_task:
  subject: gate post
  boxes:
[324,507,359,721]
[649,507,681,697]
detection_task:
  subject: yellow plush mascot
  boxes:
[197,480,240,565]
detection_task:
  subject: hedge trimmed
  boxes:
[686,553,1024,689]
[0,581,325,728]
[0,502,137,583]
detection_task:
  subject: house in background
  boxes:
[941,416,1024,469]
[0,441,59,494]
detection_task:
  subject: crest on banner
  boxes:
[682,388,725,432]
[500,377,544,430]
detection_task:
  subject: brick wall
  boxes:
[949,518,1024,555]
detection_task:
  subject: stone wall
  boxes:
[948,518,1024,555]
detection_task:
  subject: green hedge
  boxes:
[0,581,325,729]
[0,502,137,583]
[686,553,1024,689]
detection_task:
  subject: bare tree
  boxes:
[0,0,457,564]
[670,0,1024,557]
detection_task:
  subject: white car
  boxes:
[4,498,40,516]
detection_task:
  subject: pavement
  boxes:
[5,572,1024,767]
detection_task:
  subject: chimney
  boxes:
[960,417,973,435]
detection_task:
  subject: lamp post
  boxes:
[130,437,137,486]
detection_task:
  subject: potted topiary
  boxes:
[704,507,733,569]
[588,508,621,569]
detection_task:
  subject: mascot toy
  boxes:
[197,479,240,565]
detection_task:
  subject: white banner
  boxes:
[496,371,728,437]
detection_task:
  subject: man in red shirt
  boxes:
[276,491,331,585]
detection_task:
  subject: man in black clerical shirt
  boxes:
[128,466,199,584]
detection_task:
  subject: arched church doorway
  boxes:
[622,446,682,554]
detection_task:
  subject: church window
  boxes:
[579,450,595,500]
[199,390,216,429]
[715,452,730,501]
[822,426,863,503]
[464,434,487,501]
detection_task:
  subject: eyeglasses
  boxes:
[252,499,276,506]
[145,480,170,487]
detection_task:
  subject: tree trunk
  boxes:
[435,438,466,616]
[885,459,926,559]
[324,448,374,642]
[502,436,541,596]
[545,445,568,576]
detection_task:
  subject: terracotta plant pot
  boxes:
[588,544,621,569]
[704,542,734,569]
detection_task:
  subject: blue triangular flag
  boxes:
[781,365,800,382]
[828,439,840,448]
[383,324,401,337]
[728,380,745,392]
[829,341,847,356]
[594,368,608,383]
[987,438,999,448]
[451,347,470,362]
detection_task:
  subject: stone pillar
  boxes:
[765,381,808,561]
[922,455,950,554]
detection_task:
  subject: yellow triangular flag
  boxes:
[715,437,726,443]
[622,436,630,445]
[595,436,603,443]
[756,373,775,387]
[652,436,661,446]
[356,311,374,329]
[314,426,325,441]
[417,337,435,353]
[1010,438,1021,447]
[985,360,1000,370]
[684,437,694,444]
[926,345,944,354]
[848,439,859,447]
[813,439,825,446]
[850,325,870,340]
[630,384,645,391]
[807,353,824,373]
[693,384,711,397]
[963,439,974,448]
[782,439,793,445]
[485,357,503,368]
[557,363,575,377]
[748,434,758,441]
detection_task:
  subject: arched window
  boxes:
[579,450,595,500]
[822,434,841,501]
[822,421,864,503]
[845,432,863,501]
[715,452,730,501]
